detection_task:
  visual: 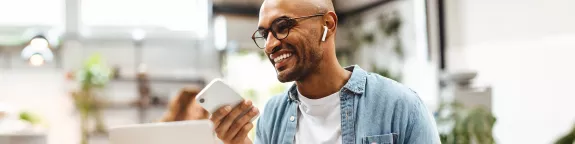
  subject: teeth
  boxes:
[273,53,292,63]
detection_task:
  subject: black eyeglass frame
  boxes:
[251,13,326,49]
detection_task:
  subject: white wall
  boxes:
[445,0,575,143]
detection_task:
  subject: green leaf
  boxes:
[19,111,41,125]
[362,33,375,44]
[555,123,575,144]
[84,53,104,68]
[436,101,496,144]
[384,17,402,36]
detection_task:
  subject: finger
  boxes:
[231,123,254,144]
[217,100,253,136]
[224,107,259,140]
[210,106,231,128]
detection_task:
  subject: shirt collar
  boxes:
[287,65,368,101]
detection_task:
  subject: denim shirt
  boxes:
[254,65,440,144]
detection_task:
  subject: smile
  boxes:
[273,53,292,63]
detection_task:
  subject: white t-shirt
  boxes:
[294,90,342,144]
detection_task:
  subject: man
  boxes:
[209,0,440,143]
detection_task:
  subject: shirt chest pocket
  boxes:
[361,133,398,144]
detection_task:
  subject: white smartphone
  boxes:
[196,78,258,121]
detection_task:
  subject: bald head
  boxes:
[311,0,335,13]
[260,0,335,17]
[323,0,336,12]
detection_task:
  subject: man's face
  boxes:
[258,0,324,82]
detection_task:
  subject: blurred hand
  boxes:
[210,100,259,144]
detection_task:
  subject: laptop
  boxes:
[109,120,217,144]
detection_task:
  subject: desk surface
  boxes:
[0,133,47,144]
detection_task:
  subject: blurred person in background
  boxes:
[160,87,209,122]
[209,0,440,144]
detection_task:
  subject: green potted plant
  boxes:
[70,54,112,144]
[435,102,497,144]
[555,123,575,144]
[347,11,405,81]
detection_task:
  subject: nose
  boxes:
[264,32,281,54]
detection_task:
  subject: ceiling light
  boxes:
[29,54,45,66]
[30,37,49,47]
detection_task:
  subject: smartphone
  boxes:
[196,78,257,122]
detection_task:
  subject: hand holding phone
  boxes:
[196,79,259,144]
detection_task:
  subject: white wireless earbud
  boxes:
[321,26,328,42]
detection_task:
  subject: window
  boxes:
[0,0,64,26]
[81,0,208,37]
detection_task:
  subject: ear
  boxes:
[323,11,338,40]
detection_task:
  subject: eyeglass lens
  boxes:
[253,18,294,49]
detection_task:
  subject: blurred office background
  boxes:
[0,0,574,144]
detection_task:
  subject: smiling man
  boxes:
[208,0,440,144]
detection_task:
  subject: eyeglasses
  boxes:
[252,13,325,49]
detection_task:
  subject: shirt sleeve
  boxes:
[253,117,266,144]
[405,96,441,144]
